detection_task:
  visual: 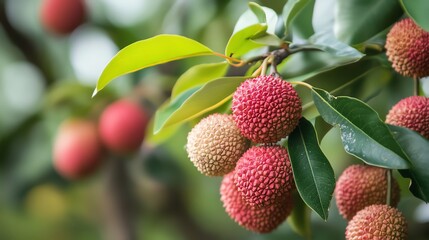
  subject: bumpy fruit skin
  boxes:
[385,18,429,78]
[386,96,429,139]
[335,165,400,221]
[232,76,302,143]
[234,145,294,207]
[186,114,249,176]
[53,119,103,179]
[346,205,407,240]
[99,100,149,154]
[40,0,86,35]
[220,172,293,233]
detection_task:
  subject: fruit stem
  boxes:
[386,169,392,206]
[212,52,245,67]
[414,78,420,96]
[290,81,313,89]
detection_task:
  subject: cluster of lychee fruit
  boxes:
[186,75,302,233]
[335,164,407,239]
[385,17,429,138]
[53,99,149,179]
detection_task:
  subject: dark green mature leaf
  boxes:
[389,125,429,202]
[282,0,310,35]
[171,62,229,99]
[95,35,216,95]
[287,191,312,238]
[401,0,429,31]
[335,0,403,45]
[312,88,409,169]
[154,77,247,133]
[289,0,315,40]
[287,118,335,220]
[306,31,365,59]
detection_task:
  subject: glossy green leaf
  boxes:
[154,77,247,133]
[334,0,403,45]
[289,0,315,40]
[389,125,429,202]
[234,2,278,34]
[95,35,215,95]
[306,31,365,59]
[171,62,229,99]
[287,118,335,220]
[225,24,267,58]
[400,0,429,32]
[283,0,310,35]
[287,191,312,238]
[312,88,409,169]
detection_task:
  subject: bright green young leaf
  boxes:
[334,0,403,45]
[287,191,312,238]
[154,77,247,133]
[171,62,229,99]
[312,88,409,169]
[283,0,310,35]
[234,2,278,34]
[95,35,215,95]
[287,118,335,220]
[225,24,267,58]
[400,0,429,32]
[248,2,266,24]
[389,125,429,202]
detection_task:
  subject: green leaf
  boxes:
[312,88,409,169]
[287,118,335,220]
[334,0,403,45]
[225,24,267,58]
[283,0,310,35]
[234,2,278,35]
[289,0,315,40]
[95,35,215,95]
[153,77,247,133]
[389,125,429,202]
[287,191,312,238]
[400,0,429,32]
[171,62,229,99]
[306,31,365,59]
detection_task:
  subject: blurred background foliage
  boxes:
[0,0,428,239]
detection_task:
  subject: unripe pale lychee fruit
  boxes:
[346,204,407,240]
[99,100,149,154]
[385,18,429,78]
[53,119,103,179]
[234,145,294,207]
[40,0,86,35]
[335,165,400,221]
[386,96,429,139]
[186,114,250,176]
[232,75,302,143]
[220,172,293,233]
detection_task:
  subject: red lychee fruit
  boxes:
[234,145,294,207]
[346,204,407,240]
[335,165,400,221]
[186,114,250,176]
[53,119,103,179]
[40,0,86,35]
[386,96,429,139]
[385,18,429,78]
[220,172,293,233]
[232,75,302,143]
[99,99,149,154]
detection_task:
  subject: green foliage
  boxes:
[93,0,429,237]
[287,118,335,220]
[400,0,429,31]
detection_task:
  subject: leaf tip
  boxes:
[91,88,98,98]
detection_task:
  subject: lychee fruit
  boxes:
[220,172,293,233]
[99,99,149,154]
[345,204,407,240]
[186,114,250,176]
[40,0,86,35]
[232,75,302,143]
[386,96,429,139]
[234,145,294,207]
[53,119,103,179]
[335,165,400,221]
[385,18,429,78]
